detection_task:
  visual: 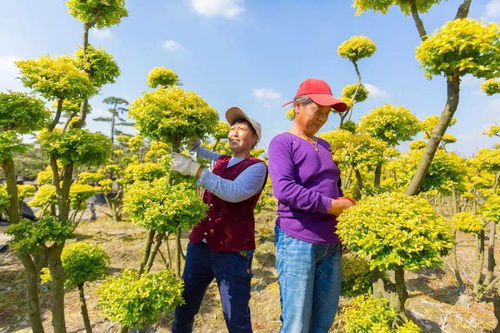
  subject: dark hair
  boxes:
[232,118,257,136]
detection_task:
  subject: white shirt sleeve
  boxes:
[196,162,267,203]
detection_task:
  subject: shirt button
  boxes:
[204,232,208,235]
[208,218,212,221]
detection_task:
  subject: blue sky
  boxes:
[0,0,498,157]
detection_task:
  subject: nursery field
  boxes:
[1,206,499,333]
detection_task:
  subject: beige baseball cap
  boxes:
[225,106,262,143]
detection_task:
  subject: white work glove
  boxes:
[170,152,201,177]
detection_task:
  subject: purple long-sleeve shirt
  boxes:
[268,132,343,245]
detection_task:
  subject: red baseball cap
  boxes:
[283,78,348,112]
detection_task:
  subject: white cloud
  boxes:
[90,28,113,40]
[0,55,20,73]
[0,55,24,91]
[253,88,281,100]
[486,0,500,18]
[163,40,184,51]
[365,83,389,99]
[191,0,245,18]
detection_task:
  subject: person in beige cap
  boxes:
[171,107,267,333]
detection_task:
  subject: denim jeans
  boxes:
[275,225,342,333]
[172,241,254,333]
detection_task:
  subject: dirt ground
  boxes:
[0,207,499,333]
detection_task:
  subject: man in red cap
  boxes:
[269,78,354,333]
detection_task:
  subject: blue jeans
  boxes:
[275,225,342,333]
[172,241,254,333]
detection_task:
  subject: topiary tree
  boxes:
[147,66,181,88]
[94,96,131,145]
[337,35,376,125]
[319,129,387,197]
[0,91,50,333]
[481,79,500,96]
[123,176,208,274]
[336,295,421,333]
[337,192,454,316]
[357,104,420,188]
[128,68,218,276]
[341,254,375,297]
[66,0,128,127]
[41,242,110,333]
[97,269,184,333]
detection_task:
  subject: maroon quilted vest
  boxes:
[189,155,267,252]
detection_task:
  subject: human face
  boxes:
[228,121,257,156]
[294,101,331,136]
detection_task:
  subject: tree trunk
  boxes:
[394,265,408,310]
[48,244,67,333]
[408,0,428,41]
[139,230,155,275]
[374,161,383,188]
[145,232,165,273]
[78,283,92,333]
[2,158,20,224]
[347,61,362,122]
[452,230,465,291]
[405,76,460,196]
[455,0,472,19]
[176,230,182,277]
[484,221,496,286]
[473,230,485,298]
[354,169,364,193]
[20,255,45,333]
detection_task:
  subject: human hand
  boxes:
[328,197,355,217]
[190,138,201,150]
[170,152,201,177]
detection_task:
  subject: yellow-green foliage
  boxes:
[66,0,128,28]
[123,177,208,233]
[286,108,295,120]
[481,79,500,96]
[5,217,74,255]
[30,185,57,208]
[129,86,219,144]
[388,149,467,194]
[124,162,166,182]
[74,45,120,88]
[31,184,96,212]
[483,125,500,137]
[145,141,171,162]
[17,185,36,201]
[480,195,500,223]
[213,121,230,140]
[0,186,9,211]
[36,166,54,185]
[62,242,109,288]
[409,140,426,150]
[342,83,369,103]
[442,133,456,144]
[0,131,25,161]
[340,120,358,133]
[341,254,374,297]
[97,269,184,328]
[450,212,484,234]
[338,295,421,333]
[147,67,180,88]
[38,128,111,166]
[357,104,420,146]
[16,55,96,100]
[353,0,442,15]
[416,19,500,79]
[474,148,500,173]
[77,171,106,185]
[421,115,456,138]
[0,91,50,133]
[69,184,96,211]
[337,192,454,271]
[338,35,376,62]
[319,129,387,169]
